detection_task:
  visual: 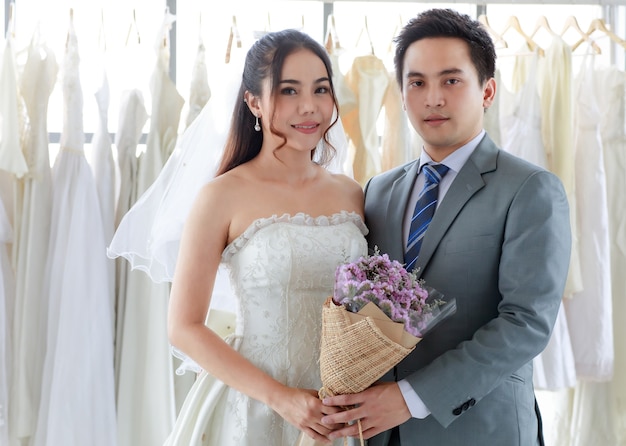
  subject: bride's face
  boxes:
[259,48,335,153]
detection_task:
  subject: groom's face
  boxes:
[400,36,495,161]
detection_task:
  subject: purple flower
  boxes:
[333,248,447,337]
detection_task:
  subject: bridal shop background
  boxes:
[0,1,625,445]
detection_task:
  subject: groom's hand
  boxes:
[321,382,411,440]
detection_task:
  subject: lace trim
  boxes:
[222,210,368,262]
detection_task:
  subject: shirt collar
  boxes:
[418,130,485,174]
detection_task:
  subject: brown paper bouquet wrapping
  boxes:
[318,297,420,397]
[295,297,421,446]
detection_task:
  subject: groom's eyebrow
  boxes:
[406,67,464,78]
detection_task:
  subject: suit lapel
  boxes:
[414,136,498,275]
[386,161,419,261]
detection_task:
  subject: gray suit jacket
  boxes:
[363,134,571,446]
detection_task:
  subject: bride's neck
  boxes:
[251,148,319,184]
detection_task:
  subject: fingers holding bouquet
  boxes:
[274,387,343,444]
[321,382,411,441]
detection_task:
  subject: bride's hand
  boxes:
[270,387,342,443]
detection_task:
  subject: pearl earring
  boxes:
[254,115,261,132]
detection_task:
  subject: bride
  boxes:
[112,28,368,445]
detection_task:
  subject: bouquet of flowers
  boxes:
[333,250,452,338]
[296,249,456,446]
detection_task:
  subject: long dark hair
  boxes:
[217,29,340,175]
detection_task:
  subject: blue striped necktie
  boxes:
[404,163,450,272]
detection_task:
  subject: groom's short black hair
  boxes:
[393,8,496,88]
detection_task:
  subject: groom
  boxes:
[322,8,571,446]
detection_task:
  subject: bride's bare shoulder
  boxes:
[329,172,364,197]
[193,166,251,210]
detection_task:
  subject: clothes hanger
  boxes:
[478,15,508,49]
[561,16,602,54]
[161,6,172,49]
[325,14,341,53]
[499,15,543,56]
[354,16,375,56]
[529,15,555,39]
[387,14,405,54]
[197,12,203,45]
[6,0,16,39]
[125,9,141,46]
[527,16,558,55]
[98,9,107,52]
[65,8,74,49]
[225,15,242,64]
[572,18,626,52]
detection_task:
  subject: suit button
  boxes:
[462,402,469,411]
[469,398,476,407]
[453,407,462,416]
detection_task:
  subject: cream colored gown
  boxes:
[10,33,58,445]
[342,54,389,185]
[537,35,583,300]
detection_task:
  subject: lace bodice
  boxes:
[223,211,368,387]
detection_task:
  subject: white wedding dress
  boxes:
[164,211,368,446]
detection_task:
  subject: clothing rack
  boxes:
[3,1,625,43]
[1,0,625,147]
[3,2,625,63]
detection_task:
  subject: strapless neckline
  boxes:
[222,211,367,260]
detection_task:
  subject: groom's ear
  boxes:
[482,77,497,109]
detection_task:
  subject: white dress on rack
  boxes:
[555,54,616,446]
[89,64,117,320]
[116,12,184,446]
[185,38,210,129]
[33,20,117,446]
[113,88,148,393]
[0,36,28,180]
[10,34,58,444]
[596,66,626,446]
[164,212,368,446]
[327,50,356,177]
[0,197,14,446]
[329,52,357,120]
[564,53,613,382]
